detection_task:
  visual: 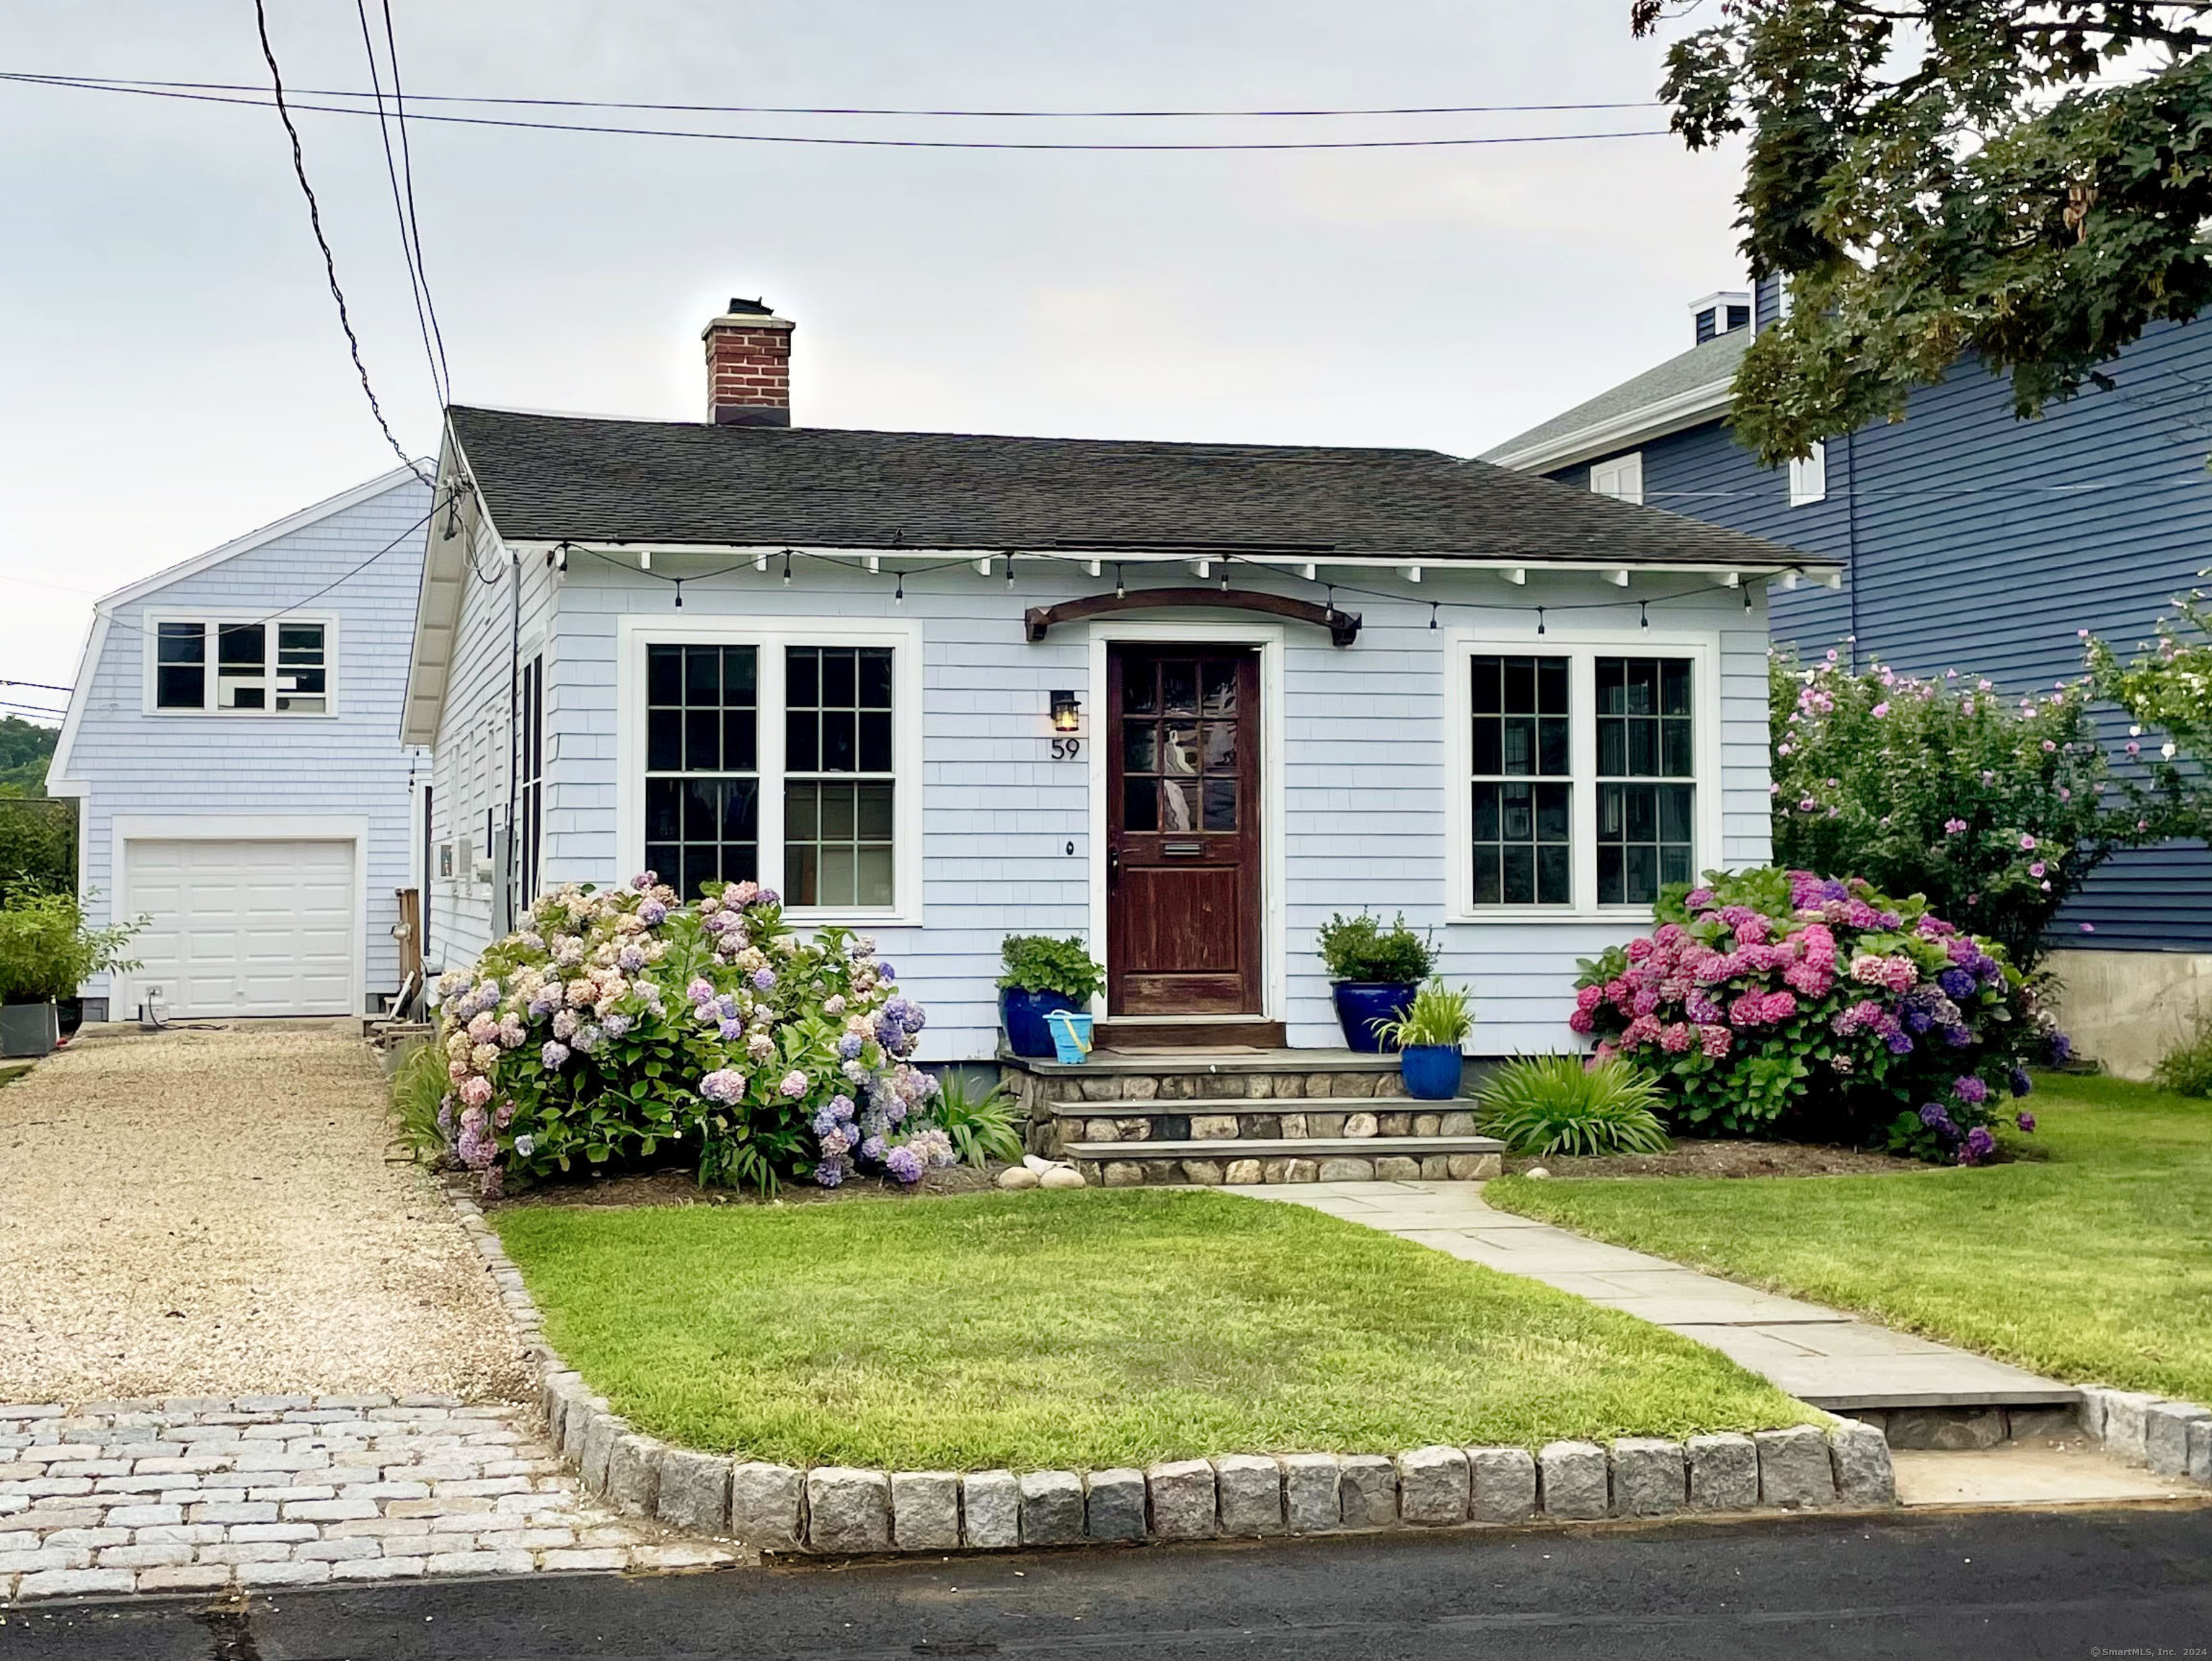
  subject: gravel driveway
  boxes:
[0,1024,528,1405]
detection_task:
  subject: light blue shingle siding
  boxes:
[426,557,1770,1060]
[66,476,431,1011]
[1549,316,2212,949]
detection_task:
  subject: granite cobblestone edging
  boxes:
[458,1196,1903,1556]
[2076,1387,2212,1486]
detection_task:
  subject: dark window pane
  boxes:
[787,782,819,840]
[1502,657,1535,715]
[648,645,681,704]
[1160,779,1199,833]
[722,779,761,841]
[823,711,857,772]
[1625,844,1657,903]
[1202,661,1236,716]
[1629,660,1658,715]
[1624,785,1657,841]
[787,843,820,907]
[1628,719,1657,776]
[1598,659,1625,714]
[858,712,892,773]
[218,624,264,668]
[1471,783,1499,841]
[787,647,819,709]
[1535,783,1570,842]
[1500,781,1533,842]
[1538,717,1570,776]
[1597,719,1624,776]
[1661,719,1692,778]
[1661,660,1691,716]
[1598,844,1624,905]
[683,846,720,903]
[1502,716,1535,776]
[1660,783,1694,843]
[1470,657,1501,716]
[1161,663,1197,715]
[1660,845,1692,888]
[1537,843,1571,904]
[647,842,678,882]
[1501,844,1535,905]
[229,684,265,709]
[647,710,682,772]
[1203,779,1236,830]
[1123,670,1157,716]
[277,624,322,660]
[156,665,204,709]
[858,648,892,709]
[647,778,681,841]
[819,784,854,840]
[1202,723,1236,772]
[685,709,720,772]
[724,647,757,702]
[787,709,818,772]
[157,621,204,665]
[823,648,857,709]
[686,647,720,701]
[725,709,758,772]
[1123,723,1158,775]
[1472,719,1502,776]
[682,780,720,838]
[855,783,893,840]
[1163,723,1198,776]
[1472,849,1501,907]
[1124,779,1158,832]
[1537,657,1569,715]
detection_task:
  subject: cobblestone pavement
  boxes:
[0,1394,735,1604]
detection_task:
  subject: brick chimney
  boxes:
[702,298,795,426]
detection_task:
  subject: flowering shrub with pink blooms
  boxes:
[1572,868,2056,1163]
[1771,650,2189,970]
[431,874,957,1196]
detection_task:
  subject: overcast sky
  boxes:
[0,0,1749,703]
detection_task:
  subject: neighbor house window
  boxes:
[516,655,544,912]
[1596,657,1695,905]
[1788,440,1828,507]
[152,619,329,713]
[1589,452,1644,505]
[644,643,759,902]
[1468,655,1572,905]
[783,646,895,908]
[1454,639,1705,916]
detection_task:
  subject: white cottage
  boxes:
[48,467,431,1020]
[403,302,1832,1062]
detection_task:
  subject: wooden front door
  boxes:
[1106,646,1263,1015]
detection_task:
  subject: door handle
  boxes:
[1109,847,1120,891]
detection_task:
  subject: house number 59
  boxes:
[1050,738,1082,761]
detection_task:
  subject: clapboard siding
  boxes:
[422,557,1769,1060]
[1550,316,2212,950]
[61,474,430,1011]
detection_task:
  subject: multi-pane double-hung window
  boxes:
[154,619,329,713]
[640,635,906,911]
[1457,642,1703,914]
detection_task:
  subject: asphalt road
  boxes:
[4,1504,2208,1661]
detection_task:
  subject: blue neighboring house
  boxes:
[1485,280,2212,1076]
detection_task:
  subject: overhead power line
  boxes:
[245,5,433,483]
[1,71,1672,151]
[354,0,448,410]
[0,71,1660,120]
[0,679,74,695]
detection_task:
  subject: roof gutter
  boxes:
[1482,376,1738,474]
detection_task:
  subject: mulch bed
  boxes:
[1501,1138,1925,1179]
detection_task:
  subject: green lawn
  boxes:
[1490,1076,2212,1403]
[493,1188,1812,1470]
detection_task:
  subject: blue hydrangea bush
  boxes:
[433,874,957,1196]
[1572,868,2055,1164]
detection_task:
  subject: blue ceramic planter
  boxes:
[1001,987,1079,1059]
[1331,982,1415,1053]
[1399,1045,1464,1101]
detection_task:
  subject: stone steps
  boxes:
[1067,1137,1503,1187]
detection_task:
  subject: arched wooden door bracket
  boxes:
[1023,588,1361,646]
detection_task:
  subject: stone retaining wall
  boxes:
[2077,1387,2212,1484]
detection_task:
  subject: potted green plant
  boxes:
[1374,981,1474,1099]
[996,935,1107,1059]
[1316,911,1436,1052]
[0,890,142,1058]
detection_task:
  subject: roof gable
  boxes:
[1482,329,1749,474]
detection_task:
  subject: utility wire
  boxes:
[380,1,452,404]
[246,5,432,484]
[2,72,1672,152]
[0,71,1662,120]
[354,0,446,409]
[0,679,74,694]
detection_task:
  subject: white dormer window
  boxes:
[1789,441,1828,507]
[150,616,333,714]
[1590,452,1645,506]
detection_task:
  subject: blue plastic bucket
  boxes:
[1046,1009,1095,1065]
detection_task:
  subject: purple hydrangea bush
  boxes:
[1571,868,2056,1164]
[433,874,957,1195]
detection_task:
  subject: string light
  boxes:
[1428,601,1439,630]
[1115,564,1125,600]
[673,577,683,609]
[1743,583,1753,613]
[781,548,792,585]
[893,571,904,605]
[1006,553,1016,585]
[1640,600,1649,632]
[1536,606,1546,636]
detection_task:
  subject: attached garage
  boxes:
[122,836,360,1018]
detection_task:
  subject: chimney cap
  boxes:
[725,296,774,315]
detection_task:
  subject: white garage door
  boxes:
[124,839,357,1017]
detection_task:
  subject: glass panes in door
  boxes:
[1121,657,1239,834]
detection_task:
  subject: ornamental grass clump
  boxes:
[1572,868,2054,1164]
[432,873,958,1197]
[1476,1055,1671,1157]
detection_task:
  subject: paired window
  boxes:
[154,619,328,713]
[1461,648,1700,912]
[643,641,899,908]
[1588,452,1644,505]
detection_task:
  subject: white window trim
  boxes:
[140,608,340,717]
[615,615,925,926]
[1443,626,1722,923]
[1589,451,1645,506]
[1788,440,1828,507]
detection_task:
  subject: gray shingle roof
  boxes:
[448,404,1819,569]
[1482,327,1749,466]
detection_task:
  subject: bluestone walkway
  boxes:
[1227,1180,2071,1412]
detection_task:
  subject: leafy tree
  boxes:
[2087,575,2212,763]
[0,717,57,797]
[1634,1,2212,464]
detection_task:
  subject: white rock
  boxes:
[996,1166,1040,1190]
[1022,1154,1057,1174]
[1527,1167,1552,1179]
[1039,1167,1087,1190]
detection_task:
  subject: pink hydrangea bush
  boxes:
[1572,868,2056,1163]
[433,874,957,1195]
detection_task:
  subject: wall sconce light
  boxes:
[1050,690,1083,732]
